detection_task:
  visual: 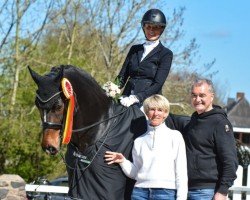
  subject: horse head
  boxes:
[28,65,112,155]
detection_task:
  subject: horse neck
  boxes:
[63,68,111,127]
[70,88,112,152]
[63,67,112,150]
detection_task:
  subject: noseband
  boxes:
[42,110,63,130]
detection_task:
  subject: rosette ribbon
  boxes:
[61,78,75,144]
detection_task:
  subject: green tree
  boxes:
[0,0,69,181]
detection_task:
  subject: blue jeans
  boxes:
[131,187,177,200]
[188,189,214,200]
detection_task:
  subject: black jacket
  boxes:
[183,106,238,194]
[117,42,173,102]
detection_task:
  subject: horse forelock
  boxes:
[35,68,62,100]
[35,94,63,110]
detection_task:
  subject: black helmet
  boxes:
[141,9,166,27]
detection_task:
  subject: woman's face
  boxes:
[146,107,167,126]
[143,24,163,41]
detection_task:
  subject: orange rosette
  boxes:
[61,78,74,144]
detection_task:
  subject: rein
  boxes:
[72,106,128,133]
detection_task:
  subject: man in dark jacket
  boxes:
[182,78,238,200]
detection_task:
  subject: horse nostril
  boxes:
[43,146,58,155]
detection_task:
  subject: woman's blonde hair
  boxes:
[143,94,170,115]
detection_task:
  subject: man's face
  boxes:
[191,83,214,114]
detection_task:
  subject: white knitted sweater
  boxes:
[120,122,188,200]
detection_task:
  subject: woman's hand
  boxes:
[105,151,125,164]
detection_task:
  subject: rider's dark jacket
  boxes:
[179,106,238,195]
[116,42,172,102]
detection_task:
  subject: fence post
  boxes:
[246,165,250,200]
[231,165,243,200]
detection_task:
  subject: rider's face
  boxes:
[143,24,163,41]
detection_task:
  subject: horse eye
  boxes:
[53,103,62,111]
[52,102,63,111]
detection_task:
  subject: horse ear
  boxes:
[54,66,64,82]
[28,66,42,85]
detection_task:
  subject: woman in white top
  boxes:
[105,94,188,200]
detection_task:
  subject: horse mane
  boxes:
[53,65,108,102]
[49,65,112,111]
[57,65,112,149]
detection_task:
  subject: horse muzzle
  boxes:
[41,128,61,155]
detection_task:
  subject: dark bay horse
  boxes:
[28,65,147,200]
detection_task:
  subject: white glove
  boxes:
[120,95,139,107]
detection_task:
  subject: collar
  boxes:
[144,39,160,47]
[147,121,165,131]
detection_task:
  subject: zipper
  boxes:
[152,127,156,149]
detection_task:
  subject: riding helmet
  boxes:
[141,9,166,27]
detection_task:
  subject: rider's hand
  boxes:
[120,95,139,107]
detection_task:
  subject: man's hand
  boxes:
[214,192,227,200]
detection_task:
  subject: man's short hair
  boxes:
[191,78,215,94]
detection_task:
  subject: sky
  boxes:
[166,0,250,102]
